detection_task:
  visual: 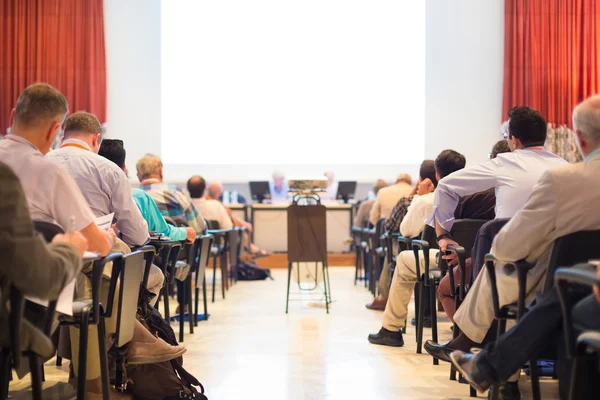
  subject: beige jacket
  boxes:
[369,182,413,225]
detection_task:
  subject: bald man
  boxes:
[188,176,233,229]
[207,181,252,232]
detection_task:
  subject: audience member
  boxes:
[354,179,388,228]
[208,181,252,232]
[188,176,234,229]
[324,171,338,200]
[0,83,113,256]
[424,98,600,398]
[137,154,207,233]
[269,170,290,203]
[437,139,512,323]
[368,150,495,341]
[369,173,413,225]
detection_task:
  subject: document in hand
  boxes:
[26,279,76,316]
[95,212,115,232]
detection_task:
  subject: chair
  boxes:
[193,235,215,325]
[207,227,232,302]
[555,265,600,400]
[410,225,440,361]
[351,226,366,285]
[367,219,386,296]
[150,240,183,322]
[485,229,600,400]
[0,285,55,400]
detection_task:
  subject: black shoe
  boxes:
[368,327,404,347]
[449,351,491,393]
[410,316,432,328]
[424,340,453,363]
[488,382,520,400]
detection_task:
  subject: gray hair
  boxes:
[136,153,163,180]
[573,94,600,142]
[396,173,412,185]
[14,83,68,128]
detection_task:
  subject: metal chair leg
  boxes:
[212,257,217,303]
[285,262,292,314]
[77,312,90,400]
[178,280,185,343]
[0,349,10,399]
[489,319,507,400]
[28,354,42,400]
[163,284,171,323]
[323,262,330,314]
[56,356,62,366]
[97,317,110,400]
[529,356,541,400]
[202,275,208,320]
[416,281,425,354]
[187,276,194,334]
[430,283,439,365]
[194,277,200,327]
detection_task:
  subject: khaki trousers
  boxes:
[382,249,439,331]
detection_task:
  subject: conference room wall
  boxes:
[104,0,503,185]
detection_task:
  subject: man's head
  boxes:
[490,139,512,159]
[63,111,103,152]
[434,150,466,181]
[395,173,412,186]
[505,106,547,151]
[136,154,163,182]
[207,181,223,199]
[416,160,437,196]
[187,176,207,199]
[273,171,285,189]
[573,94,600,157]
[98,139,127,174]
[9,83,68,155]
[372,179,388,195]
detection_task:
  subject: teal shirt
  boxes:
[132,188,187,241]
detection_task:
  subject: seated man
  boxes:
[366,161,437,310]
[187,175,234,230]
[369,173,413,226]
[425,97,600,399]
[354,179,388,228]
[208,180,252,232]
[136,154,207,233]
[269,170,290,203]
[368,150,496,343]
[437,139,512,323]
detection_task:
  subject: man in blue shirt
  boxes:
[269,170,289,202]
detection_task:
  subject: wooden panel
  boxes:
[255,253,355,268]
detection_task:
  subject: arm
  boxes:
[219,204,234,230]
[491,171,557,262]
[110,171,149,246]
[181,193,207,234]
[80,223,113,256]
[400,195,431,238]
[427,160,499,232]
[141,192,189,241]
[369,197,382,226]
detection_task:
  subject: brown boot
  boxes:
[365,296,387,311]
[127,336,186,365]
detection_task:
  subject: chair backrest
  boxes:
[33,220,64,242]
[197,235,214,283]
[113,248,154,347]
[542,229,600,293]
[420,225,439,250]
[6,286,25,369]
[206,220,220,230]
[228,228,244,267]
[370,218,386,249]
[450,219,489,259]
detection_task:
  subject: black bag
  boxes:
[127,294,207,400]
[236,261,272,281]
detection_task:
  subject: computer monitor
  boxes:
[249,181,271,203]
[336,181,357,203]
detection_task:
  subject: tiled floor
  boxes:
[9,267,559,399]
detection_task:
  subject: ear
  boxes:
[47,121,61,143]
[573,129,585,150]
[159,167,163,180]
[435,171,441,182]
[9,108,16,127]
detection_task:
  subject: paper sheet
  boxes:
[95,213,115,232]
[26,278,76,316]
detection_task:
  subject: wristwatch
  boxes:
[436,233,452,243]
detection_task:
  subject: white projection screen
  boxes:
[161,0,425,181]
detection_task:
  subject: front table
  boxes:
[251,203,353,253]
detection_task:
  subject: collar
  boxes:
[60,138,93,151]
[140,178,161,185]
[585,147,600,162]
[3,134,41,153]
[522,146,546,151]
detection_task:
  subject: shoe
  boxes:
[127,336,186,365]
[488,382,520,400]
[424,340,453,363]
[175,304,189,314]
[449,351,491,393]
[365,297,386,311]
[86,388,132,399]
[410,316,432,328]
[368,327,404,347]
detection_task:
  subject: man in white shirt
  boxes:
[187,176,234,230]
[369,173,414,226]
[369,150,481,346]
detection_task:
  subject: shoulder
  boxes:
[0,162,18,181]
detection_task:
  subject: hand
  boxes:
[106,229,116,248]
[53,232,88,257]
[595,264,600,304]
[185,227,197,243]
[410,184,419,196]
[243,222,253,233]
[439,237,459,266]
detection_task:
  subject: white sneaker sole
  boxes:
[127,347,187,365]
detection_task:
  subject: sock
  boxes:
[448,332,479,351]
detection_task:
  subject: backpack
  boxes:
[236,261,273,281]
[126,289,207,400]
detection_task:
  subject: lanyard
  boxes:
[60,142,91,151]
[524,146,545,151]
[140,179,160,185]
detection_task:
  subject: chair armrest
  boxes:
[397,236,412,252]
[577,331,600,353]
[446,244,467,299]
[484,254,533,320]
[412,239,431,284]
[207,229,232,236]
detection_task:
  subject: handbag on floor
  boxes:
[236,261,272,281]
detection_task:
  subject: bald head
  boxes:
[208,181,223,199]
[187,176,206,199]
[573,94,600,157]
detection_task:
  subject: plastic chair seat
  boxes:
[429,268,442,280]
[577,331,600,353]
[71,299,94,315]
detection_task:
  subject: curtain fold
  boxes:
[503,0,600,126]
[0,0,106,133]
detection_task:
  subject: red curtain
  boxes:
[0,0,106,133]
[503,0,600,126]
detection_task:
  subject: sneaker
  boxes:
[368,327,404,347]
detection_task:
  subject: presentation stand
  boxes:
[285,193,332,314]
